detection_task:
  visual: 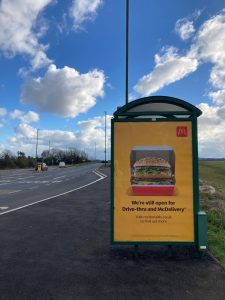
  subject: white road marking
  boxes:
[18,181,50,184]
[0,207,8,210]
[53,176,66,180]
[18,175,35,180]
[94,169,107,178]
[0,169,107,216]
[9,190,21,194]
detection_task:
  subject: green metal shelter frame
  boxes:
[111,96,207,251]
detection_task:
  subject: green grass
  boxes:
[199,161,225,196]
[199,160,225,268]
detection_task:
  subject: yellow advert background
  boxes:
[113,121,194,242]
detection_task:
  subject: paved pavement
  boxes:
[0,167,225,300]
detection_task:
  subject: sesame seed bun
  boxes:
[133,157,171,168]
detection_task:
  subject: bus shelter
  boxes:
[111,96,207,252]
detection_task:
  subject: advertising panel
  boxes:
[113,121,194,243]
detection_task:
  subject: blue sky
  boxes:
[0,0,225,159]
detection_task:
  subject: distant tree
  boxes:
[40,147,89,166]
[41,150,50,159]
[0,150,16,169]
[17,151,25,158]
[0,150,37,169]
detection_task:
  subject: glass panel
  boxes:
[127,102,188,112]
[174,115,191,118]
[135,115,166,119]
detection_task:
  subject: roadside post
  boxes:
[111,96,207,254]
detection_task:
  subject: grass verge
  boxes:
[199,160,225,268]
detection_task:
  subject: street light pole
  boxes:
[125,0,129,105]
[104,111,107,167]
[48,140,51,165]
[35,129,39,162]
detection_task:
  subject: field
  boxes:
[199,160,225,267]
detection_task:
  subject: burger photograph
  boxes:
[130,146,175,196]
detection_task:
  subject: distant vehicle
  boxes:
[35,162,48,171]
[59,161,66,168]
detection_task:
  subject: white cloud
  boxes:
[7,114,112,159]
[14,123,75,145]
[8,122,76,156]
[0,143,5,152]
[0,107,7,128]
[208,89,225,106]
[0,0,53,70]
[128,92,138,101]
[70,0,103,31]
[10,109,39,123]
[23,111,40,123]
[15,123,37,139]
[42,130,75,145]
[198,103,225,158]
[134,9,225,106]
[71,115,112,159]
[175,10,202,41]
[209,66,225,90]
[10,109,23,120]
[134,47,198,96]
[0,107,7,116]
[133,9,225,157]
[21,64,105,118]
[175,19,195,40]
[77,115,111,129]
[76,115,110,147]
[189,9,225,105]
[191,10,225,65]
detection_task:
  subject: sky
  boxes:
[0,0,225,159]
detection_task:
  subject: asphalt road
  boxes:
[0,163,102,215]
[0,166,225,300]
